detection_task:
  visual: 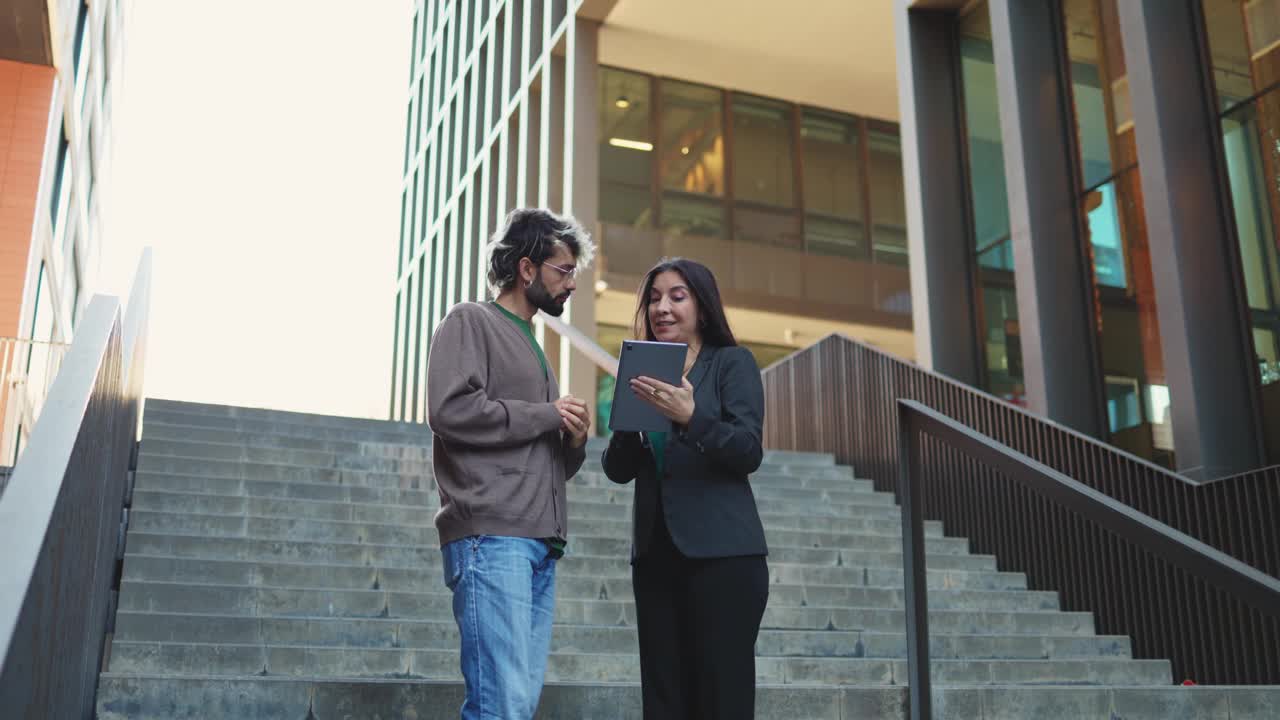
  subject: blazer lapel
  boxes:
[686,347,714,391]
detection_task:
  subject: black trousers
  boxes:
[631,511,769,719]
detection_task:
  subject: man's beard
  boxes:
[526,273,569,317]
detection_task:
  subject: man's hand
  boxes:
[555,396,591,448]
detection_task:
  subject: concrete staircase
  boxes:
[95,399,1279,718]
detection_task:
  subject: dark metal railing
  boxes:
[897,400,1280,719]
[0,250,151,719]
[760,333,1280,685]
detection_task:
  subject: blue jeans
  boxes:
[441,535,558,720]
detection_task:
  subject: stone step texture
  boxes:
[95,399,1280,719]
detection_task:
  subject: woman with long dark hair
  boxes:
[601,257,769,719]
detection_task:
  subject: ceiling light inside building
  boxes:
[595,279,609,294]
[615,96,631,109]
[681,146,690,155]
[609,138,653,151]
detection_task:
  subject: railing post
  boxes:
[898,400,931,720]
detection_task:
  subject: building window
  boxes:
[1202,0,1280,458]
[594,66,913,322]
[731,95,798,249]
[73,1,90,79]
[1063,0,1174,466]
[50,132,70,228]
[959,2,1023,404]
[659,80,726,239]
[801,110,865,258]
[868,122,908,267]
[659,80,724,196]
[599,68,653,228]
[732,95,795,208]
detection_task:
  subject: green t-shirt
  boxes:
[490,301,549,379]
[646,431,667,475]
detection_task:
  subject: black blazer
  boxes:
[602,344,769,560]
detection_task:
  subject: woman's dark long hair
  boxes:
[633,258,738,348]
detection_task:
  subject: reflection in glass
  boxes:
[661,192,726,238]
[868,124,908,266]
[1222,97,1280,312]
[734,205,801,249]
[1064,0,1173,466]
[1203,1,1280,457]
[1202,0,1256,108]
[601,186,653,229]
[805,216,864,259]
[599,68,653,227]
[733,95,795,207]
[802,110,865,259]
[660,80,724,195]
[801,111,862,219]
[960,7,1011,254]
[593,66,912,333]
[1106,376,1142,432]
[1083,182,1128,289]
[978,278,1024,404]
[1063,0,1116,187]
[960,2,1022,401]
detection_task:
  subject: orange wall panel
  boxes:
[0,59,55,339]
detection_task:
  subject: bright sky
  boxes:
[99,1,411,419]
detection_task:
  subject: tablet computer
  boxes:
[609,340,687,433]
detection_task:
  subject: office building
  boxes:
[0,0,128,458]
[393,0,1278,478]
[898,0,1278,478]
[392,0,913,430]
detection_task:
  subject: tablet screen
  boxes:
[609,340,687,433]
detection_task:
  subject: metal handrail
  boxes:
[0,249,152,718]
[896,398,1280,720]
[539,311,619,376]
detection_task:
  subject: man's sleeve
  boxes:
[426,311,562,447]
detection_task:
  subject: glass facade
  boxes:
[393,0,585,421]
[1062,0,1175,466]
[868,122,909,268]
[597,66,911,324]
[801,110,865,258]
[1202,0,1280,458]
[958,3,1024,404]
[599,68,653,228]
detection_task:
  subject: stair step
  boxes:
[129,499,962,548]
[133,459,894,505]
[132,474,911,525]
[118,546,1056,612]
[106,623,1135,681]
[141,408,838,468]
[130,487,936,536]
[144,399,428,434]
[117,545,1049,614]
[132,445,870,484]
[143,409,432,444]
[126,509,972,557]
[94,400,1264,715]
[113,610,1098,652]
[116,581,1081,636]
[98,675,1280,720]
[133,444,870,491]
[119,538,1015,591]
[122,547,998,594]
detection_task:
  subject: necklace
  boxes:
[683,344,702,377]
